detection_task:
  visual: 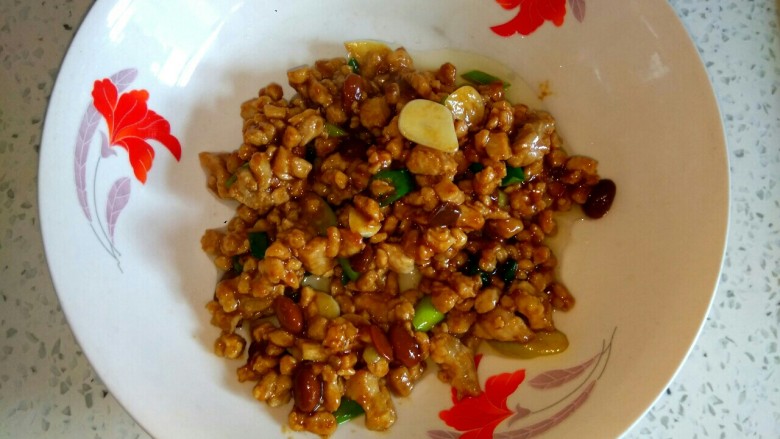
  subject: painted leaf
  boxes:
[427,430,462,439]
[439,368,525,438]
[99,131,116,158]
[106,177,131,241]
[494,381,597,439]
[74,105,101,221]
[568,0,585,22]
[507,405,532,426]
[110,68,138,93]
[528,355,597,389]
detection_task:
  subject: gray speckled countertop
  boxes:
[1,0,778,437]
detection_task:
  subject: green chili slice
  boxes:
[248,231,269,259]
[325,122,348,137]
[333,397,364,424]
[372,169,414,206]
[412,296,445,331]
[339,257,359,283]
[462,70,511,89]
[501,166,525,186]
[347,58,360,74]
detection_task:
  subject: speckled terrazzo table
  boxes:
[1,0,778,437]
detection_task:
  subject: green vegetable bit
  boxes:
[498,258,518,284]
[310,195,338,236]
[468,162,485,174]
[232,256,243,273]
[412,296,445,331]
[462,252,494,287]
[347,58,360,74]
[339,257,359,283]
[462,70,511,89]
[225,163,249,188]
[497,189,509,208]
[333,397,364,424]
[501,166,525,186]
[371,169,415,206]
[248,231,269,259]
[325,122,348,137]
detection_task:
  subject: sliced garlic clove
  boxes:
[314,291,341,319]
[344,40,391,65]
[301,274,332,292]
[398,99,459,153]
[397,265,422,292]
[348,207,381,238]
[444,85,485,127]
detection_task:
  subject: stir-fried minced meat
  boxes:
[200,43,615,436]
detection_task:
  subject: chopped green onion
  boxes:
[372,169,414,206]
[412,296,445,331]
[225,163,249,188]
[248,231,269,259]
[480,272,491,287]
[462,70,511,89]
[339,257,359,282]
[347,58,360,74]
[498,259,518,284]
[333,397,364,424]
[325,122,348,137]
[501,166,525,186]
[468,162,485,174]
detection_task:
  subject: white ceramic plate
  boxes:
[39,1,728,438]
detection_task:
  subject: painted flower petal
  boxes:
[440,392,509,431]
[539,0,567,26]
[484,369,526,409]
[491,0,568,36]
[91,79,118,134]
[112,90,150,140]
[91,77,182,184]
[115,136,155,184]
[495,0,522,10]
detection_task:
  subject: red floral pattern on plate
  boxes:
[91,78,181,183]
[430,329,615,439]
[74,69,181,271]
[440,366,526,439]
[491,0,585,37]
